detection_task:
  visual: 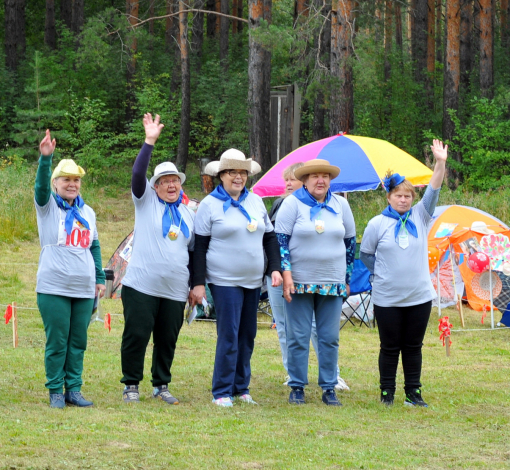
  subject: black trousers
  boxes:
[373,301,432,393]
[120,285,185,387]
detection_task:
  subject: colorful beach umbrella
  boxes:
[252,134,433,197]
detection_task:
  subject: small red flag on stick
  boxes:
[104,313,111,333]
[438,316,452,357]
[4,304,12,324]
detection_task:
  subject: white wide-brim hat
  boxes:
[470,221,495,235]
[150,162,186,189]
[203,149,262,177]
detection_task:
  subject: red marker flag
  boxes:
[4,305,12,324]
[104,313,111,333]
[438,316,452,347]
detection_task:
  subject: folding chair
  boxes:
[257,283,273,318]
[340,258,374,329]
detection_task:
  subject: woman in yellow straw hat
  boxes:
[35,129,106,408]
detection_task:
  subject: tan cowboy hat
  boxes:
[51,159,86,180]
[470,221,495,235]
[150,161,186,188]
[294,159,340,180]
[204,149,262,177]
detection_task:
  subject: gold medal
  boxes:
[247,219,258,232]
[315,219,325,234]
[168,224,180,241]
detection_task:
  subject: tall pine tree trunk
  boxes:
[330,0,353,134]
[460,0,472,90]
[248,0,272,172]
[436,0,443,63]
[502,0,509,48]
[443,0,460,158]
[412,0,429,84]
[5,0,26,71]
[61,0,72,29]
[220,0,229,70]
[192,0,205,73]
[427,0,435,74]
[176,0,190,172]
[384,0,393,82]
[206,0,216,37]
[395,2,403,53]
[126,0,139,122]
[45,0,56,49]
[72,0,84,33]
[479,0,493,97]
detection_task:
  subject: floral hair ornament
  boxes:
[382,172,406,193]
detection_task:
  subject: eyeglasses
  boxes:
[157,178,181,187]
[226,170,248,178]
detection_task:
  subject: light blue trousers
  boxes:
[266,277,341,378]
[285,292,343,390]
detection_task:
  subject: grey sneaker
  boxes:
[64,391,93,407]
[153,385,179,405]
[123,385,140,403]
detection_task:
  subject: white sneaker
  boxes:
[335,377,350,391]
[212,397,233,407]
[283,375,290,386]
[238,394,258,405]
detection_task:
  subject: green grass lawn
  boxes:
[1,193,510,469]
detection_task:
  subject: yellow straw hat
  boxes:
[51,159,86,181]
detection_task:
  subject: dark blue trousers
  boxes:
[208,284,261,399]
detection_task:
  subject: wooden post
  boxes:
[12,301,18,348]
[457,293,464,328]
[445,335,450,356]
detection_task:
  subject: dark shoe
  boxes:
[49,393,65,409]
[64,391,93,407]
[289,387,305,405]
[404,389,428,407]
[322,389,342,406]
[153,385,179,405]
[380,390,394,406]
[123,385,140,403]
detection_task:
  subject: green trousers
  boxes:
[37,293,94,394]
[120,285,185,387]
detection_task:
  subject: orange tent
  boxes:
[428,205,510,312]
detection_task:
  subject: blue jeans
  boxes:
[266,277,341,378]
[209,284,261,399]
[286,293,343,390]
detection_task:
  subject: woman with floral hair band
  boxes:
[35,129,106,408]
[360,139,448,407]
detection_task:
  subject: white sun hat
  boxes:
[470,221,495,235]
[149,162,186,189]
[203,149,262,177]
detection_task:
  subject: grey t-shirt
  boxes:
[360,201,435,307]
[121,180,195,302]
[275,194,356,284]
[35,195,98,298]
[194,192,273,289]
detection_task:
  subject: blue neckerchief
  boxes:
[292,186,338,220]
[382,205,418,240]
[210,184,251,222]
[157,191,189,239]
[382,173,405,192]
[54,193,90,234]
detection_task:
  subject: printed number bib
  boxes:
[58,219,93,249]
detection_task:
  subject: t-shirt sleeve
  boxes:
[360,218,379,255]
[275,197,297,236]
[258,196,274,233]
[187,209,195,251]
[194,198,213,236]
[132,179,151,207]
[414,200,433,225]
[340,197,356,239]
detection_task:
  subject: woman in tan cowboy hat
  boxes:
[35,130,106,408]
[191,149,282,407]
[275,159,356,406]
[120,113,195,406]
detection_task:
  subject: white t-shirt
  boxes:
[35,195,98,298]
[193,192,273,289]
[275,193,356,284]
[360,201,436,307]
[121,181,195,302]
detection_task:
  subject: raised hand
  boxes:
[39,129,56,157]
[430,139,448,163]
[143,113,164,146]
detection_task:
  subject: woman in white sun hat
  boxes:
[120,113,195,406]
[35,129,106,409]
[191,149,282,407]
